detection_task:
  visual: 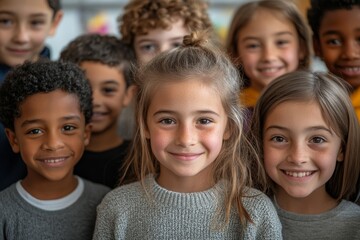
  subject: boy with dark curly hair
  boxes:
[0,0,63,191]
[60,34,136,188]
[0,60,110,239]
[307,0,360,121]
[118,0,213,65]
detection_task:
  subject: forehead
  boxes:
[0,0,52,15]
[239,8,296,38]
[134,18,189,43]
[79,61,126,85]
[319,6,360,34]
[17,90,82,122]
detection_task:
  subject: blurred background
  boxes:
[47,0,313,60]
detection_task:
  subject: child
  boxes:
[0,61,110,239]
[0,0,63,191]
[250,70,360,239]
[226,0,311,112]
[60,34,136,188]
[307,0,360,121]
[92,32,282,239]
[117,0,214,139]
[118,0,213,65]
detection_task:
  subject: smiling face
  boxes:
[0,0,62,67]
[80,61,134,137]
[263,100,342,208]
[145,79,229,192]
[316,6,360,88]
[133,18,189,65]
[237,8,303,91]
[6,90,91,185]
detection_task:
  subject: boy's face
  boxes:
[133,18,189,65]
[315,6,360,88]
[80,61,135,135]
[5,90,91,183]
[0,0,62,67]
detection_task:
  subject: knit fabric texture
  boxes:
[275,199,360,240]
[93,176,282,239]
[0,178,110,240]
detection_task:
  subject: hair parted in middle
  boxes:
[120,30,267,225]
[60,33,135,87]
[226,0,312,87]
[118,0,213,45]
[250,70,360,202]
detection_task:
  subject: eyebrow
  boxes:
[241,31,294,42]
[102,80,120,85]
[265,125,333,135]
[322,29,360,37]
[136,36,184,43]
[20,115,82,128]
[153,110,220,117]
[0,11,48,17]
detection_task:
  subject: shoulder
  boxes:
[242,188,279,221]
[99,180,143,208]
[82,178,111,200]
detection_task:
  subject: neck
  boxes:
[21,172,78,200]
[275,186,339,214]
[86,124,123,152]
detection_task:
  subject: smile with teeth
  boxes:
[339,66,360,73]
[42,158,66,163]
[284,171,314,178]
[259,67,282,73]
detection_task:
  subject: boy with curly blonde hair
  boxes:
[118,0,213,65]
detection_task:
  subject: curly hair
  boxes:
[0,60,92,131]
[47,0,62,15]
[118,0,212,45]
[307,0,360,40]
[60,33,135,87]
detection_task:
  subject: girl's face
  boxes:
[237,8,303,91]
[263,100,343,211]
[145,79,230,193]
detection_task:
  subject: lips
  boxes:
[258,66,284,77]
[336,66,360,77]
[91,111,108,121]
[37,156,69,167]
[283,170,315,178]
[170,152,203,161]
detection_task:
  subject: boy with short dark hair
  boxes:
[0,0,63,191]
[0,60,110,239]
[307,0,360,121]
[60,34,136,188]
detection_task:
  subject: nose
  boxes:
[341,39,360,59]
[175,123,196,147]
[286,142,308,165]
[12,23,30,43]
[41,131,65,151]
[92,89,102,107]
[261,43,277,62]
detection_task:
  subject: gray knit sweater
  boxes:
[274,199,360,240]
[93,176,282,239]
[0,179,110,240]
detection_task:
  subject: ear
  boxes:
[48,10,63,36]
[5,128,20,153]
[337,148,344,162]
[122,85,137,107]
[83,124,92,146]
